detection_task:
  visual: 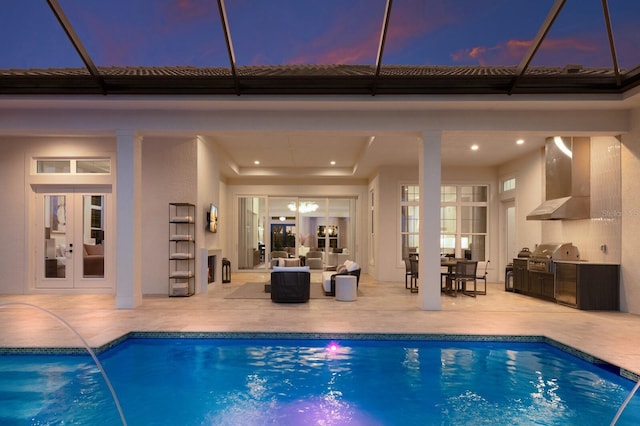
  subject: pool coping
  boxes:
[2,331,639,383]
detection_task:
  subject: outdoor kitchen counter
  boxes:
[554,261,620,310]
[512,259,620,310]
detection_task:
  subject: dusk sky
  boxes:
[2,0,639,71]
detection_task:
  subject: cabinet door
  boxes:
[513,260,528,293]
[513,266,525,292]
[529,273,542,296]
[541,274,555,299]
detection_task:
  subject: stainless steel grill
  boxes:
[527,243,580,273]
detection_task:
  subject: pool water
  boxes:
[1,338,640,425]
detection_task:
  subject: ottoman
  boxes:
[335,275,357,301]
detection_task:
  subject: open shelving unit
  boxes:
[169,203,195,297]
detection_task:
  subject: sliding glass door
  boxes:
[237,196,266,270]
[237,196,357,270]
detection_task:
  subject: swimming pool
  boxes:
[1,334,639,425]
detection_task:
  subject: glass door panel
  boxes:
[82,195,105,278]
[43,195,69,281]
[327,198,356,265]
[238,196,267,270]
[298,198,326,254]
[268,197,297,262]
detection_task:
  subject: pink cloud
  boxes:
[159,0,213,28]
[385,0,459,50]
[285,0,458,65]
[285,3,382,65]
[451,35,600,66]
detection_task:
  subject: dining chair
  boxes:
[403,258,412,289]
[475,260,490,295]
[409,257,419,293]
[446,260,478,297]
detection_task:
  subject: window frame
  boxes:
[34,157,111,175]
[398,183,420,263]
[441,184,489,261]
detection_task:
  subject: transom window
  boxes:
[35,158,111,175]
[502,177,516,192]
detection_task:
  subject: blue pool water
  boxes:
[1,337,640,425]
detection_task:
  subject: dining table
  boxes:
[440,258,461,293]
[440,257,459,272]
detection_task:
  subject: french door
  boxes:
[34,188,112,290]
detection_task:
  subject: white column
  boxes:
[418,131,443,310]
[115,130,143,308]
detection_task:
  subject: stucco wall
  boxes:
[142,136,197,295]
[622,109,640,313]
[372,166,418,282]
[197,137,222,253]
[498,148,544,253]
[0,139,28,293]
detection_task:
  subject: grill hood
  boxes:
[527,137,590,220]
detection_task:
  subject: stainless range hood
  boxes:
[527,137,590,220]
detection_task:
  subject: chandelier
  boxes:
[288,201,319,213]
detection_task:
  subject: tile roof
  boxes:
[0,64,636,96]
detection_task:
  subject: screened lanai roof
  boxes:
[1,0,639,96]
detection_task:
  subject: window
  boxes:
[37,160,71,174]
[502,177,516,192]
[35,158,111,175]
[400,185,420,259]
[440,185,488,260]
[399,183,488,262]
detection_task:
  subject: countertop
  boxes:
[554,260,620,266]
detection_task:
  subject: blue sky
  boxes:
[1,0,639,70]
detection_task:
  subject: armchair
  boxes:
[306,251,324,269]
[269,251,289,268]
[83,243,104,276]
[270,268,311,303]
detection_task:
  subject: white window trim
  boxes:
[398,182,420,265]
[441,184,489,260]
[33,157,111,175]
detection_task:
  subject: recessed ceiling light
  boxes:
[516,139,525,145]
[330,160,336,165]
[254,160,260,165]
[471,144,479,151]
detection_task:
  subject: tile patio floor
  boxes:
[1,272,640,378]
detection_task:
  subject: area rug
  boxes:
[224,282,327,299]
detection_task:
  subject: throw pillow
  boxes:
[336,264,347,273]
[346,261,360,272]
